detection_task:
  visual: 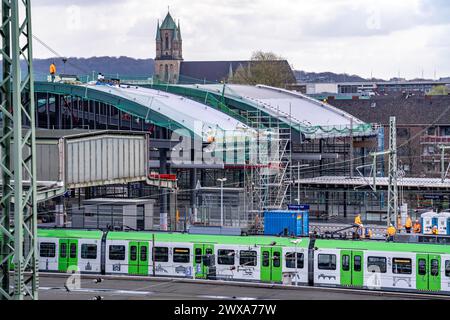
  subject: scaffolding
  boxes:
[244,108,293,230]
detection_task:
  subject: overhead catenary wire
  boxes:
[33,33,91,75]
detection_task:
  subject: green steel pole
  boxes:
[26,0,39,299]
[0,0,12,300]
[11,0,25,300]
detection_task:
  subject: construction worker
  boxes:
[413,220,422,234]
[365,227,373,239]
[387,224,396,242]
[432,225,439,235]
[354,214,362,226]
[353,214,363,239]
[405,216,413,234]
[49,63,56,82]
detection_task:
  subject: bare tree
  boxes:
[429,85,450,96]
[229,51,296,88]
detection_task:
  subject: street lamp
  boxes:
[291,239,302,286]
[217,178,227,227]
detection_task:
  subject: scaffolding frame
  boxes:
[244,107,292,228]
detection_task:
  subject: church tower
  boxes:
[155,11,183,84]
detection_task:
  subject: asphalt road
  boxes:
[36,274,444,301]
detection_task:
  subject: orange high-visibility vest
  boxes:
[405,217,412,228]
[413,223,421,233]
[49,64,56,75]
[387,226,396,237]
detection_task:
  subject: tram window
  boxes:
[81,244,97,260]
[286,253,304,269]
[195,248,202,264]
[418,259,427,276]
[140,246,147,262]
[318,254,336,270]
[342,255,350,271]
[39,243,56,258]
[392,258,412,274]
[297,253,304,269]
[130,246,137,261]
[218,250,235,265]
[240,251,257,267]
[354,255,362,272]
[70,243,77,259]
[109,245,126,261]
[173,248,190,263]
[445,261,450,277]
[60,243,67,258]
[368,257,387,273]
[286,253,295,268]
[263,251,270,267]
[153,247,169,263]
[431,259,439,277]
[273,252,281,268]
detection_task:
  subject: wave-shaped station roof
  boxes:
[177,84,376,138]
[36,82,252,142]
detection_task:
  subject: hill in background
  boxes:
[31,56,155,79]
[1,56,446,83]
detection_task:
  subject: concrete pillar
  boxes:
[123,205,137,231]
[159,148,169,231]
[190,168,197,209]
[144,202,155,230]
[169,190,176,231]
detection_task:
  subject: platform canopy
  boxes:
[297,176,450,191]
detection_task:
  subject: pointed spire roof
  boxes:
[177,20,182,41]
[228,63,234,79]
[160,11,177,30]
[173,23,179,41]
[155,20,161,41]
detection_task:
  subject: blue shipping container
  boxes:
[264,210,309,237]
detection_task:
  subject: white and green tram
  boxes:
[37,229,450,295]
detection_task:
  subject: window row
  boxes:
[39,243,97,260]
[108,246,305,269]
[318,254,450,277]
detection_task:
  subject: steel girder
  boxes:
[0,0,38,300]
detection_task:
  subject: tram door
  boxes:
[129,242,149,276]
[261,247,282,283]
[340,250,364,287]
[194,244,214,279]
[416,254,441,292]
[58,239,78,272]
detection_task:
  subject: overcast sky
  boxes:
[32,0,450,80]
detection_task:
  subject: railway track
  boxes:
[38,273,450,300]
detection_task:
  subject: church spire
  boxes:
[160,11,177,30]
[155,20,161,41]
[177,20,182,41]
